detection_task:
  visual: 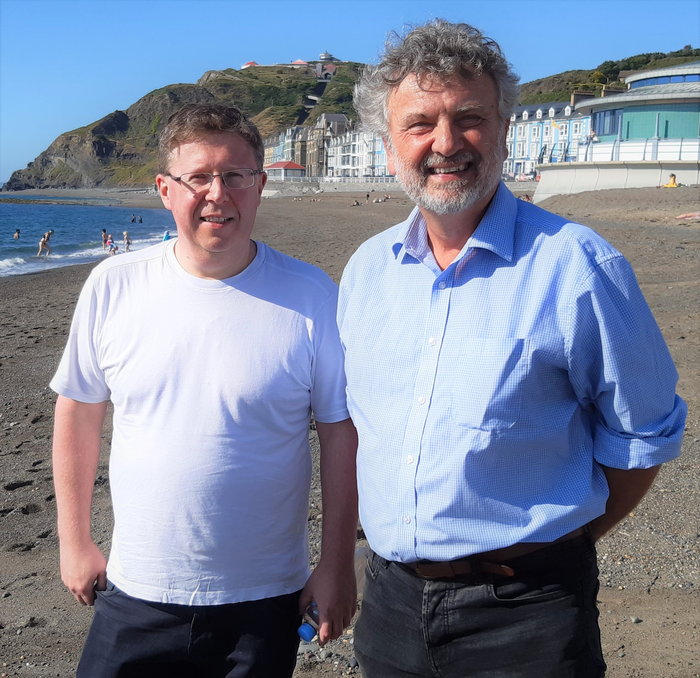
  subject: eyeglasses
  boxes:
[168,169,264,191]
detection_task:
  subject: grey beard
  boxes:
[394,151,502,216]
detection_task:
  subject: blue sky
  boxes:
[1,0,698,183]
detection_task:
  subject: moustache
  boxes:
[422,151,478,172]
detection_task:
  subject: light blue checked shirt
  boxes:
[338,182,686,563]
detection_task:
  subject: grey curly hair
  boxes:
[354,19,520,138]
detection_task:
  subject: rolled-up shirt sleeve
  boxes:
[567,254,686,469]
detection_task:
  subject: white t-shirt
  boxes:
[50,239,349,606]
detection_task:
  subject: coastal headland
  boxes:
[0,187,698,677]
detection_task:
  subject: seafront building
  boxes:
[326,130,389,178]
[536,61,700,200]
[505,99,592,176]
[257,58,699,193]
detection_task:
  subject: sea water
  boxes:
[0,200,176,277]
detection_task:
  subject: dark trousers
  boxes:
[77,583,302,678]
[355,535,606,678]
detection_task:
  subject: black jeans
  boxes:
[77,583,302,678]
[355,535,606,678]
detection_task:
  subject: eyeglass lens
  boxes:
[180,170,256,190]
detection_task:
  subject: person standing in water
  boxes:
[101,229,108,251]
[37,230,54,256]
[122,231,132,252]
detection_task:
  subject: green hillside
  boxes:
[520,45,699,104]
[5,47,698,190]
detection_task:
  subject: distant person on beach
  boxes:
[122,231,131,252]
[663,173,678,188]
[339,20,686,678]
[37,229,53,256]
[101,229,107,250]
[50,103,357,678]
[13,229,20,239]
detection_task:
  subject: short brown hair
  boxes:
[158,104,264,173]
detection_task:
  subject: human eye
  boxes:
[457,114,483,128]
[182,172,211,187]
[223,169,252,187]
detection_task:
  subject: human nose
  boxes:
[205,174,229,201]
[432,120,464,158]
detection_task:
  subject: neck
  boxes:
[174,240,257,280]
[420,188,496,270]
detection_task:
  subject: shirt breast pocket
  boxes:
[450,338,530,431]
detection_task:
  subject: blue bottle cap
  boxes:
[298,622,317,642]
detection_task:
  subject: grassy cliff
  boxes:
[5,47,698,190]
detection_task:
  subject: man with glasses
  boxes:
[50,104,358,677]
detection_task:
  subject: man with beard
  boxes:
[338,20,686,678]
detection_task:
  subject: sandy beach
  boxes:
[0,186,698,677]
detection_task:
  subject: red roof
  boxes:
[242,61,258,67]
[291,59,308,65]
[265,161,306,170]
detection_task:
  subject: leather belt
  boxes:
[398,526,588,580]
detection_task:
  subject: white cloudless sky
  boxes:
[1,0,698,182]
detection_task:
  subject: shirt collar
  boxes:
[393,182,518,265]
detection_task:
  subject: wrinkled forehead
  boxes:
[387,71,499,121]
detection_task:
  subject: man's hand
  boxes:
[590,465,661,542]
[59,538,107,606]
[52,396,108,606]
[301,418,359,645]
[299,557,357,646]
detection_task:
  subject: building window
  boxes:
[573,122,581,136]
[518,125,528,139]
[531,126,540,139]
[549,108,555,117]
[516,142,525,157]
[536,109,542,119]
[544,125,550,137]
[593,108,621,136]
[559,123,568,136]
[523,111,529,120]
[565,106,571,116]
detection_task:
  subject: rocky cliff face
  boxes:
[3,65,359,190]
[5,84,217,190]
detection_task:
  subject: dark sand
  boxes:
[1,187,698,677]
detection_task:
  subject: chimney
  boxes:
[570,91,596,107]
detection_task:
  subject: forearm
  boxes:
[316,418,359,564]
[590,464,661,541]
[52,396,108,546]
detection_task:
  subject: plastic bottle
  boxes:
[298,601,319,642]
[297,546,370,641]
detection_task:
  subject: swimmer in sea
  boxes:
[37,229,54,256]
[13,229,20,239]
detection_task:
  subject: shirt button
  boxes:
[428,337,436,346]
[417,396,426,405]
[407,455,414,464]
[438,281,447,289]
[403,516,411,524]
